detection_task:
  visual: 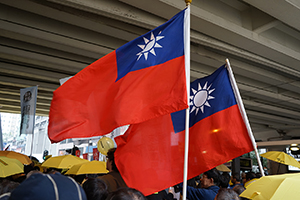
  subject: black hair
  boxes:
[204,168,220,185]
[219,173,230,188]
[231,172,241,182]
[83,178,108,200]
[246,172,256,181]
[255,172,262,178]
[106,188,146,200]
[107,148,119,172]
[0,179,20,195]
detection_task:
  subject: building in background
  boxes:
[0,112,24,152]
[0,112,127,162]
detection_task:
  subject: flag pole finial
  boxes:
[185,0,192,6]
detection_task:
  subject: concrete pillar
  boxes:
[232,157,241,178]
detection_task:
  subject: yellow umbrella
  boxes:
[260,151,300,168]
[240,173,300,200]
[0,151,32,165]
[0,156,24,178]
[216,164,231,172]
[65,160,108,175]
[41,155,89,169]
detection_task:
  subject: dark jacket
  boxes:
[185,185,219,200]
[98,171,127,192]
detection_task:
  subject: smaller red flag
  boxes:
[115,65,254,196]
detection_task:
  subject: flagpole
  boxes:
[0,109,3,151]
[225,59,265,176]
[182,2,191,200]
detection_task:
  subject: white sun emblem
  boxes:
[136,32,164,60]
[190,81,215,115]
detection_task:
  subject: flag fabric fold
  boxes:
[48,8,189,143]
[115,64,254,196]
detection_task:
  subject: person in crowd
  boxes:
[214,188,239,200]
[146,189,175,200]
[167,186,181,200]
[0,179,19,195]
[218,172,230,188]
[232,185,245,196]
[255,172,262,179]
[243,172,257,188]
[82,178,108,200]
[241,172,246,186]
[71,174,86,185]
[187,176,199,188]
[179,168,220,200]
[229,173,242,189]
[232,185,248,200]
[106,187,147,200]
[97,148,127,193]
[8,172,87,200]
[44,167,63,174]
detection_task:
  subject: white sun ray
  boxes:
[190,81,215,114]
[136,32,165,60]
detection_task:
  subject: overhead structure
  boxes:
[1,0,300,143]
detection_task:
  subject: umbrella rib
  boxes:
[46,175,59,200]
[68,177,83,200]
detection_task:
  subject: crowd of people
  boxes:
[0,148,261,200]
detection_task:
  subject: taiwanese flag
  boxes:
[115,65,254,196]
[48,8,190,143]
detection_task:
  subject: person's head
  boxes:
[245,172,256,182]
[107,187,146,200]
[232,185,245,195]
[255,172,262,179]
[8,173,87,200]
[219,173,230,188]
[106,148,118,172]
[0,180,19,195]
[201,168,220,188]
[214,188,239,200]
[45,167,62,174]
[231,173,240,185]
[241,172,246,184]
[82,178,108,200]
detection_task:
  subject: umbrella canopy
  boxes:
[65,160,108,175]
[0,156,24,178]
[41,155,89,169]
[0,151,32,165]
[216,164,231,172]
[260,151,300,168]
[240,173,300,200]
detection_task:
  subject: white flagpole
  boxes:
[0,110,3,150]
[225,59,265,176]
[182,3,191,200]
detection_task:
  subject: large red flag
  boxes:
[115,65,254,196]
[48,8,189,143]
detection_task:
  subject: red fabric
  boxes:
[82,153,88,160]
[115,105,254,196]
[75,150,80,157]
[93,148,99,161]
[48,52,187,143]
